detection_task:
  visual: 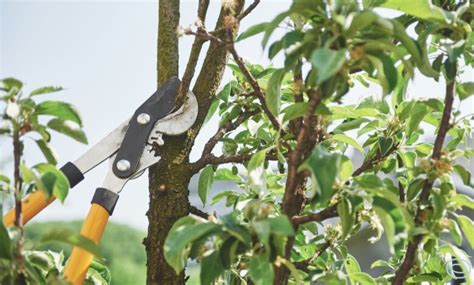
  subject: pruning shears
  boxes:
[2,77,198,285]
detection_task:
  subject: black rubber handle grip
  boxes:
[91,188,119,215]
[60,162,84,188]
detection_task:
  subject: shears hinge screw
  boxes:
[116,159,131,172]
[137,113,151,125]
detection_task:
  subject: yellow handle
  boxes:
[3,191,55,227]
[64,203,110,285]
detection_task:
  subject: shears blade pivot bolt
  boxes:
[116,159,131,172]
[137,113,151,125]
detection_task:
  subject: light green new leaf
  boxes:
[451,194,474,209]
[237,22,267,42]
[457,82,474,101]
[247,149,267,172]
[406,102,429,138]
[198,165,214,206]
[448,219,463,246]
[311,48,347,84]
[331,133,364,154]
[381,0,450,22]
[29,86,63,97]
[454,165,472,187]
[457,215,474,249]
[35,139,58,165]
[249,255,274,285]
[282,102,308,122]
[266,69,286,115]
[2,77,23,90]
[40,229,102,258]
[338,199,354,239]
[37,101,83,126]
[35,164,70,202]
[164,216,221,274]
[47,118,88,144]
[300,145,341,205]
[373,206,396,253]
[348,272,377,285]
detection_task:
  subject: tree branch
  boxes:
[227,44,283,133]
[392,78,456,285]
[178,0,211,102]
[291,205,338,225]
[189,205,210,219]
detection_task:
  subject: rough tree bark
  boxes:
[145,1,244,284]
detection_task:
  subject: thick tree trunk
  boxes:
[145,1,244,284]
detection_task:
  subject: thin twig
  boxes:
[291,205,338,225]
[392,77,456,285]
[227,44,283,133]
[237,0,260,21]
[189,205,210,219]
[294,241,332,272]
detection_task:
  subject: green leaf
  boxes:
[300,145,341,205]
[0,220,12,260]
[35,163,70,202]
[406,102,429,138]
[378,137,394,156]
[40,229,102,258]
[198,165,214,206]
[88,260,112,284]
[373,206,396,254]
[35,140,58,165]
[457,82,474,100]
[237,22,267,42]
[457,215,474,249]
[268,216,294,236]
[331,133,364,154]
[339,155,353,182]
[311,48,347,84]
[266,69,286,115]
[29,86,63,97]
[164,216,221,274]
[338,199,354,239]
[47,118,88,144]
[262,11,290,48]
[37,101,83,126]
[448,219,463,246]
[247,149,267,172]
[249,255,274,285]
[451,194,474,209]
[200,251,225,285]
[214,168,240,182]
[2,77,23,90]
[381,0,450,22]
[453,165,472,187]
[345,10,378,37]
[345,254,361,274]
[203,99,219,125]
[348,272,377,285]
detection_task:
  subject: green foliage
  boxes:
[165,0,474,283]
[0,79,102,284]
[168,0,474,283]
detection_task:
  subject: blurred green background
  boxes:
[26,221,199,285]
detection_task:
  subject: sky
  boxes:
[1,0,473,230]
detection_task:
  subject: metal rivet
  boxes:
[116,159,131,172]
[137,113,150,125]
